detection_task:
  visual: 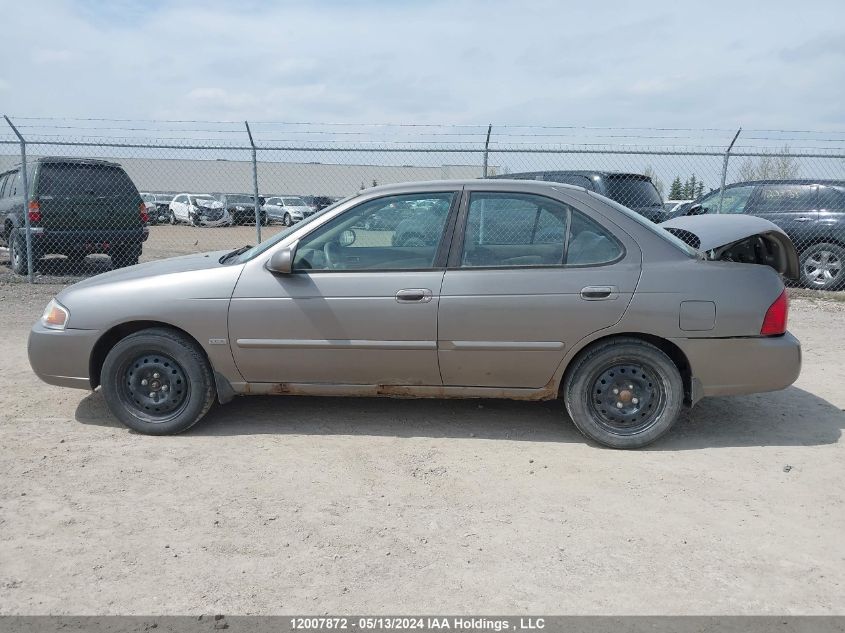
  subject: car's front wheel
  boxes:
[169,211,177,225]
[283,213,292,227]
[799,242,844,290]
[100,328,216,435]
[562,337,684,449]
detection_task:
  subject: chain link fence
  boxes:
[1,117,844,290]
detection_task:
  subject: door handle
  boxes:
[580,285,618,300]
[395,288,433,303]
[795,217,812,222]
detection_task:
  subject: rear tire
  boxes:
[100,328,216,435]
[799,242,845,290]
[9,229,32,275]
[562,337,684,449]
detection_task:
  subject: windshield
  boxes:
[284,197,306,206]
[604,177,664,208]
[229,194,358,264]
[193,196,216,204]
[579,189,700,258]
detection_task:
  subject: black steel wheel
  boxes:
[563,337,684,449]
[101,328,216,435]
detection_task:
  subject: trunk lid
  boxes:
[34,162,142,230]
[660,214,799,279]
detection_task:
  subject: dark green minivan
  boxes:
[0,157,148,274]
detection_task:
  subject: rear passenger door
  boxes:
[437,188,642,389]
[745,184,819,249]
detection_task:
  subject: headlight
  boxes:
[42,299,69,330]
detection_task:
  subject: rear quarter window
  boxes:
[36,163,139,198]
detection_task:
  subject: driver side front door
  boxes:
[228,189,461,386]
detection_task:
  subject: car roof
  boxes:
[491,170,653,180]
[1,156,124,172]
[723,179,845,187]
[361,178,585,196]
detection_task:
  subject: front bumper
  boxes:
[673,331,801,402]
[28,322,99,390]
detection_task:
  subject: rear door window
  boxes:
[459,192,622,268]
[36,163,137,198]
[819,186,845,211]
[749,185,816,213]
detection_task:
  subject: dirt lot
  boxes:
[0,282,843,615]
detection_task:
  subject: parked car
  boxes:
[490,171,667,222]
[664,199,693,214]
[150,193,175,222]
[262,196,314,226]
[216,193,268,225]
[0,158,148,273]
[168,193,230,227]
[28,180,801,449]
[302,195,337,212]
[666,180,845,290]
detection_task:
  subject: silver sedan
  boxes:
[28,180,801,448]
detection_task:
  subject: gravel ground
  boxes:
[0,282,843,615]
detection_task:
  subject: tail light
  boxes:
[139,201,150,224]
[27,200,42,223]
[760,290,788,336]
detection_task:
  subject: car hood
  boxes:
[660,214,799,279]
[61,250,233,292]
[196,200,224,209]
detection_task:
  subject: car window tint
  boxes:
[700,185,755,214]
[37,163,137,198]
[819,186,845,210]
[603,177,663,208]
[750,185,816,213]
[460,192,622,268]
[292,192,455,271]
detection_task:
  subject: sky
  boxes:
[1,0,844,132]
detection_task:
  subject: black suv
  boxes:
[490,171,666,222]
[0,158,148,274]
[670,180,845,290]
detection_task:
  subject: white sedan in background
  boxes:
[168,193,231,227]
[262,196,316,226]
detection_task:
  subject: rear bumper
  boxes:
[28,322,99,390]
[673,331,801,402]
[29,227,148,255]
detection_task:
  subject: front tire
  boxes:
[283,213,292,227]
[100,328,216,435]
[562,337,684,449]
[799,242,844,290]
[169,211,177,225]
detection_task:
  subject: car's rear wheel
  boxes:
[562,337,683,449]
[799,243,844,290]
[101,328,216,435]
[9,229,34,275]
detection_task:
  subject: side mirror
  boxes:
[266,243,297,274]
[339,229,356,247]
[686,203,704,216]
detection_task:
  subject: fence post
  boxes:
[3,115,34,282]
[482,124,492,178]
[717,127,742,213]
[244,121,262,244]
